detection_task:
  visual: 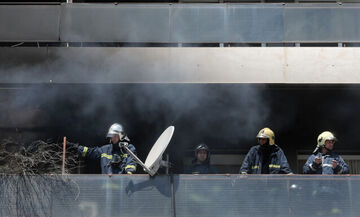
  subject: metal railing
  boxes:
[1,3,360,44]
[0,174,358,217]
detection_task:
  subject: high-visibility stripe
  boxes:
[251,165,259,170]
[269,164,280,169]
[241,172,247,174]
[101,153,129,160]
[82,147,88,157]
[309,163,317,171]
[322,163,333,168]
[101,153,113,160]
[125,165,136,171]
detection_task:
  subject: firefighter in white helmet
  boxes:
[303,131,349,174]
[69,123,137,174]
[240,127,292,174]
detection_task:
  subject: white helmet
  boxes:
[317,131,336,147]
[106,123,125,140]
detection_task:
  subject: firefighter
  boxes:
[69,123,137,174]
[239,127,292,174]
[184,143,218,174]
[303,131,349,174]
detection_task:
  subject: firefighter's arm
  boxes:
[279,150,293,174]
[67,141,101,160]
[303,155,319,174]
[78,145,102,160]
[239,149,253,174]
[124,144,137,174]
[333,156,349,174]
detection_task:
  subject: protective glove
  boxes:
[66,141,79,149]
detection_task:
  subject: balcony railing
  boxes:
[1,3,360,44]
[0,174,358,217]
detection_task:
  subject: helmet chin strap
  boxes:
[313,147,319,154]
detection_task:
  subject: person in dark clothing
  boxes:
[303,131,349,174]
[240,127,292,174]
[184,143,218,174]
[69,123,137,175]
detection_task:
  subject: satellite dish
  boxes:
[122,126,175,176]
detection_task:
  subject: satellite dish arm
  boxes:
[121,143,154,175]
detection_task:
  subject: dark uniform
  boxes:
[240,144,292,174]
[184,158,218,174]
[184,143,218,174]
[78,143,137,174]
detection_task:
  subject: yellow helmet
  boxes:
[317,131,336,147]
[256,127,275,145]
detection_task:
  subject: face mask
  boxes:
[260,143,272,152]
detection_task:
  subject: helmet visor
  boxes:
[324,136,337,142]
[106,133,116,138]
[256,134,269,139]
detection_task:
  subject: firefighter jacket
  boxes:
[184,158,218,174]
[303,151,349,174]
[239,145,292,174]
[78,143,137,174]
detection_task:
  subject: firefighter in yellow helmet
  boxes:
[303,131,349,174]
[240,128,292,174]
